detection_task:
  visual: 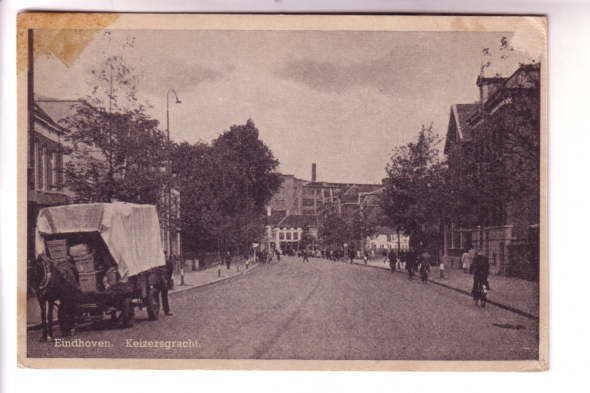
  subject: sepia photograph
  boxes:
[16,13,547,370]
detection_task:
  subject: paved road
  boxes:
[27,256,538,360]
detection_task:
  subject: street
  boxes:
[27,256,538,360]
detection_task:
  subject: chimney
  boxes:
[477,75,505,108]
[312,163,317,182]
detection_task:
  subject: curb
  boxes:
[27,263,260,331]
[426,278,539,320]
[169,262,259,296]
[346,259,539,321]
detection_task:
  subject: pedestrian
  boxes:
[439,260,445,279]
[349,248,355,264]
[388,250,396,273]
[302,250,309,263]
[406,250,415,280]
[419,252,431,283]
[471,250,490,305]
[225,250,231,270]
[461,248,472,273]
[160,253,174,316]
[363,250,369,265]
[275,248,281,262]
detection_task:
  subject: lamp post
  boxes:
[166,89,181,282]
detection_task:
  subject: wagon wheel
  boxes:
[146,286,160,321]
[120,298,135,328]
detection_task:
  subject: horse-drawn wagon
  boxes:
[33,202,169,341]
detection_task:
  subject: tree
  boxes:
[319,207,348,248]
[63,56,168,204]
[171,119,281,256]
[381,125,450,253]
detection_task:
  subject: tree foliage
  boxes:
[381,125,450,250]
[63,56,168,204]
[171,119,281,255]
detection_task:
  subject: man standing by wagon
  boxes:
[160,252,174,316]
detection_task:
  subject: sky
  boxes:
[34,29,536,184]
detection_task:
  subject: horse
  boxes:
[30,255,80,342]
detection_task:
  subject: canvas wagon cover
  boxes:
[35,202,166,279]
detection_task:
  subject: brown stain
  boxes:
[17,13,120,73]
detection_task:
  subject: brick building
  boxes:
[442,63,541,279]
[266,164,382,252]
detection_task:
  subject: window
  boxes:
[279,232,285,240]
[41,145,47,191]
[33,141,39,190]
[56,151,64,190]
[286,232,292,241]
[293,232,298,241]
[50,151,57,189]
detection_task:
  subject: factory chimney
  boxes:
[311,163,317,182]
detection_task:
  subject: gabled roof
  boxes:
[340,184,382,204]
[453,103,479,142]
[36,99,86,129]
[277,214,317,229]
[372,226,397,235]
[267,210,287,226]
[444,103,479,154]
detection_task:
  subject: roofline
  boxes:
[451,104,463,140]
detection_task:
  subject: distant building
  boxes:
[443,63,541,279]
[267,174,305,215]
[365,226,410,253]
[264,209,317,254]
[266,164,382,251]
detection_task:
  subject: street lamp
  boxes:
[165,89,181,274]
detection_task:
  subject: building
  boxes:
[267,174,305,215]
[27,100,75,259]
[28,98,183,261]
[442,63,541,279]
[266,163,382,252]
[365,226,410,253]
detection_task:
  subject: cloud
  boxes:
[274,48,435,98]
[138,63,232,95]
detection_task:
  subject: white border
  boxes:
[2,0,590,392]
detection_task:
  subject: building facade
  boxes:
[266,164,383,253]
[442,63,541,279]
[28,98,183,261]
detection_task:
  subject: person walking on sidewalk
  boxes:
[349,247,355,264]
[275,248,281,262]
[363,250,369,265]
[439,260,446,279]
[461,248,470,273]
[419,251,431,283]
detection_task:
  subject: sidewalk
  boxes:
[347,257,539,319]
[27,259,258,328]
[168,259,257,295]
